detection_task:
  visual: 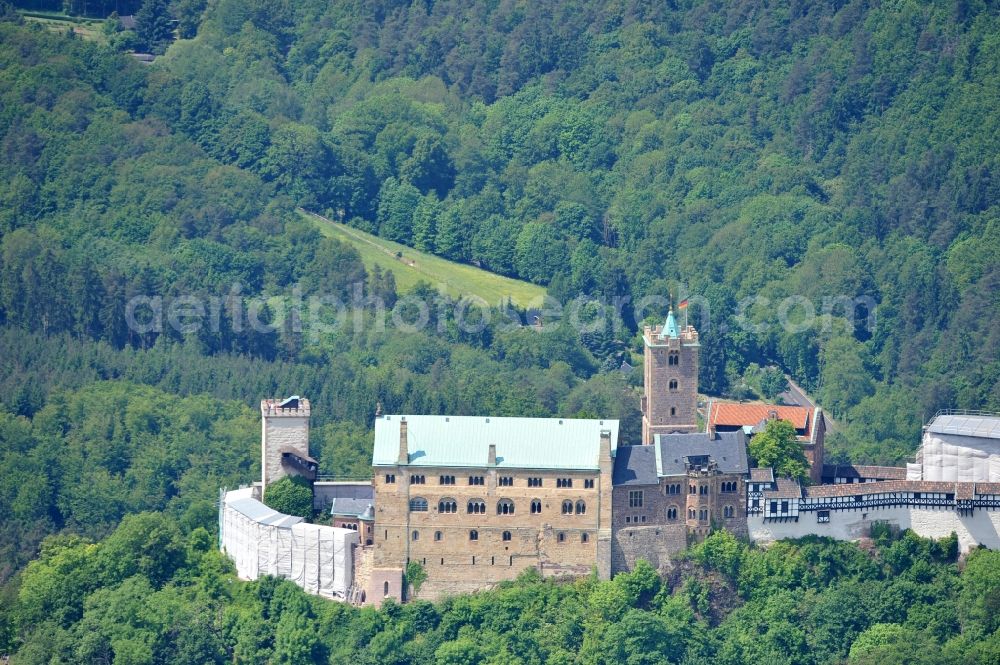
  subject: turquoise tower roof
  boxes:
[661,309,679,339]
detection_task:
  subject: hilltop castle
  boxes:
[220,311,1000,606]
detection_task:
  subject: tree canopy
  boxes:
[263,476,314,519]
[749,419,810,482]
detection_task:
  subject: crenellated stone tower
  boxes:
[641,310,699,443]
[261,396,315,490]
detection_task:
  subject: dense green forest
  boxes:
[2,0,998,463]
[6,524,1000,663]
[1,0,1000,661]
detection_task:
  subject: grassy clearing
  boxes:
[22,13,108,43]
[301,209,547,307]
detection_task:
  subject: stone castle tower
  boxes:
[261,396,316,489]
[641,310,699,443]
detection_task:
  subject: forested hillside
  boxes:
[3,0,999,464]
[1,0,1000,661]
[7,525,1000,663]
[153,0,1000,462]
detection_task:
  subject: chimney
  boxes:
[398,417,408,465]
[488,443,497,466]
[599,429,612,463]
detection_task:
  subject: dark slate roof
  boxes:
[330,497,374,520]
[655,431,749,476]
[612,445,658,486]
[822,464,906,480]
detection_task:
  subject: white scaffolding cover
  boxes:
[220,489,358,599]
[919,427,1000,483]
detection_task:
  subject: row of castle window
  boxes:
[627,506,736,522]
[413,490,743,514]
[410,497,586,515]
[385,474,593,488]
[411,530,589,543]
[684,482,738,495]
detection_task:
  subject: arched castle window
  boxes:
[409,497,428,512]
[383,581,389,597]
[434,531,442,541]
[669,351,679,366]
[439,498,458,513]
[670,407,676,416]
[561,500,573,515]
[667,507,678,520]
[497,499,515,515]
[582,533,589,543]
[669,379,678,390]
[530,499,542,514]
[557,532,566,543]
[412,530,419,541]
[502,531,512,542]
[575,500,586,515]
[724,505,735,518]
[469,530,478,541]
[467,500,486,514]
[688,508,695,519]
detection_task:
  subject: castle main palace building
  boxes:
[370,414,617,601]
[224,308,1000,606]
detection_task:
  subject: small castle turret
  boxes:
[261,396,314,489]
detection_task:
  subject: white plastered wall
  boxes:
[749,506,1000,552]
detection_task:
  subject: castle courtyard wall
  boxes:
[749,506,1000,552]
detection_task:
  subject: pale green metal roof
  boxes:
[372,415,619,470]
[661,309,679,339]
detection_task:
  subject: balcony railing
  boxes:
[315,474,373,483]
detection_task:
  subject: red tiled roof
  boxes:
[975,483,1000,495]
[709,402,811,431]
[764,477,802,498]
[805,480,960,498]
[750,467,775,482]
